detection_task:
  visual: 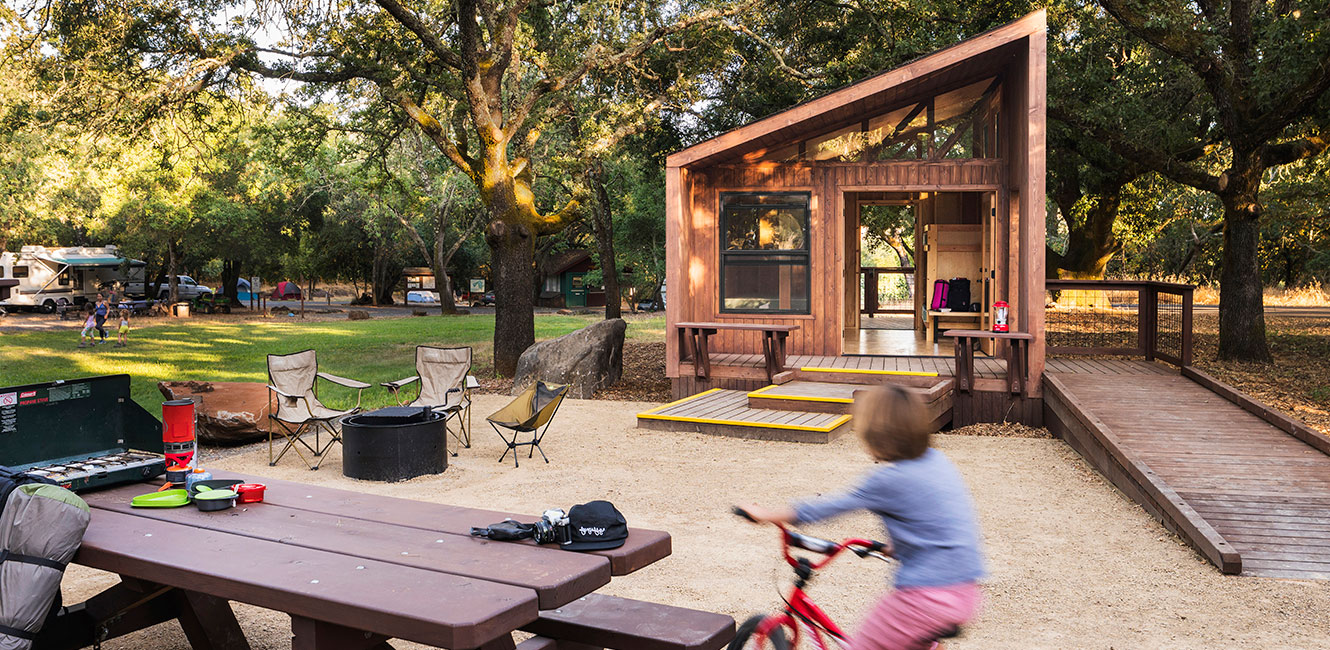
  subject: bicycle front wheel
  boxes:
[729,614,791,650]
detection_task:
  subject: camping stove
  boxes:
[23,451,165,492]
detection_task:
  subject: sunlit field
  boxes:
[2,313,666,413]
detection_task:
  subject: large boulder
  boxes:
[512,318,626,399]
[156,381,274,445]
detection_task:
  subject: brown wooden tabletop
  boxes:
[73,472,674,650]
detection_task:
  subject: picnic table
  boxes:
[675,322,799,383]
[46,471,732,650]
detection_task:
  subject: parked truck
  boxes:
[123,273,214,301]
[0,245,145,313]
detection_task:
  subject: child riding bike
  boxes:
[738,385,986,650]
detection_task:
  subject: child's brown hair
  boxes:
[852,385,930,461]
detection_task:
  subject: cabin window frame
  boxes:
[718,191,813,315]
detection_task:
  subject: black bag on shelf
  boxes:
[946,278,971,311]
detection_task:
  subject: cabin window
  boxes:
[719,192,810,314]
[13,265,28,278]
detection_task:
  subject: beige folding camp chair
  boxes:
[267,349,370,470]
[487,382,569,467]
[382,345,475,452]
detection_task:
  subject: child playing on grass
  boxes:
[115,310,130,347]
[739,385,985,650]
[78,307,97,347]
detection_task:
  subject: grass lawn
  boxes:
[2,313,666,413]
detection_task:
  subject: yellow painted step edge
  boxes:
[637,412,852,433]
[636,388,722,416]
[747,384,854,403]
[799,367,938,377]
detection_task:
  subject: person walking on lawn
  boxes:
[115,310,130,347]
[93,295,110,344]
[78,307,98,348]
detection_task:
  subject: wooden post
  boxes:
[1140,285,1157,361]
[863,268,878,316]
[1181,287,1194,366]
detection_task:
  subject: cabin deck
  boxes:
[1045,366,1330,580]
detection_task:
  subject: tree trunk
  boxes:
[166,241,179,304]
[1048,187,1123,280]
[1217,162,1272,361]
[488,219,537,376]
[221,259,240,303]
[435,230,457,315]
[590,163,621,319]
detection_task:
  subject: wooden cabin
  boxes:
[660,11,1046,426]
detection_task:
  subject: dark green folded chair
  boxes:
[487,382,569,467]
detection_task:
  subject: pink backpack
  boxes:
[930,280,949,310]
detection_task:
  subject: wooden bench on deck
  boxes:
[945,329,1033,396]
[676,322,799,383]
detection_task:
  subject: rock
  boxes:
[412,309,428,316]
[512,318,626,399]
[348,310,371,320]
[157,381,274,445]
[556,309,574,315]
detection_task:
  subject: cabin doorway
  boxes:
[843,190,998,357]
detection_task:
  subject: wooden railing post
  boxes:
[862,268,879,316]
[1181,287,1194,366]
[1142,285,1158,361]
[1135,286,1148,357]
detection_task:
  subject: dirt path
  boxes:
[61,395,1330,650]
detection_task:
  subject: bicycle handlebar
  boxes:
[732,505,892,565]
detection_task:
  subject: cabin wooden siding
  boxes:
[665,161,1004,369]
[664,11,1046,396]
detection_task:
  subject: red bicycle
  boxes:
[729,507,960,649]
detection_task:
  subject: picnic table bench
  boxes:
[676,322,799,383]
[43,471,733,650]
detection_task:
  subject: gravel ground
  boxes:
[61,395,1330,650]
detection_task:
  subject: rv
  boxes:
[0,245,145,313]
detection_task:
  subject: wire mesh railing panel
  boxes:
[1044,287,1141,354]
[861,268,915,314]
[1154,290,1185,363]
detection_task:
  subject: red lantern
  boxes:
[993,301,1009,333]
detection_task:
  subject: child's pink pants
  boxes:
[849,582,982,650]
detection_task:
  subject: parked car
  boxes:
[124,274,213,301]
[406,290,440,304]
[477,292,496,306]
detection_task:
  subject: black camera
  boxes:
[533,508,572,545]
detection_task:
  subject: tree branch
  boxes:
[1048,104,1224,193]
[504,1,750,141]
[1262,133,1330,168]
[379,86,479,181]
[372,0,463,69]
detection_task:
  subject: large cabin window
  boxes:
[719,192,811,314]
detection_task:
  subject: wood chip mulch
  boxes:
[1191,313,1330,438]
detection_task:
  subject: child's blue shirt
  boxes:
[792,447,986,588]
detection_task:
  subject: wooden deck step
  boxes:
[747,381,859,413]
[789,366,943,387]
[636,389,852,443]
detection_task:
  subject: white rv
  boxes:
[0,245,145,313]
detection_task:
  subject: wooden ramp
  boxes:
[1045,363,1330,580]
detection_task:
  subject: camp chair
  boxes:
[266,349,370,470]
[487,382,570,468]
[381,345,476,452]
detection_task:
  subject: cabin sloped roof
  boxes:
[667,10,1046,169]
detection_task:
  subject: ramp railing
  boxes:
[1045,279,1194,366]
